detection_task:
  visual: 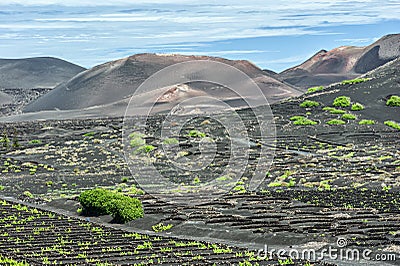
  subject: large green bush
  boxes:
[333,96,351,107]
[78,188,143,223]
[386,95,400,107]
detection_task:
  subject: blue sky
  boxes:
[0,0,399,72]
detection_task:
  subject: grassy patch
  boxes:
[327,119,346,125]
[306,86,324,93]
[351,103,364,111]
[341,113,356,120]
[187,130,206,138]
[386,95,400,107]
[299,100,320,108]
[290,116,317,125]
[340,77,371,85]
[162,138,179,145]
[333,96,351,107]
[322,107,346,114]
[359,119,375,125]
[134,145,156,154]
[384,120,400,130]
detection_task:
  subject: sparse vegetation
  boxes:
[333,96,351,107]
[327,119,346,125]
[299,100,320,108]
[386,95,400,107]
[384,120,400,130]
[340,77,371,85]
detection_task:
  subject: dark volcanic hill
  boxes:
[279,34,400,90]
[23,53,301,113]
[0,57,85,89]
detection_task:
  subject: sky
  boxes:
[0,0,399,72]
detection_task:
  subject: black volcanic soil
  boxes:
[0,54,399,265]
[0,57,85,89]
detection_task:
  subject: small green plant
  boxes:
[290,116,317,125]
[384,120,400,130]
[23,191,34,198]
[299,100,320,108]
[78,188,143,223]
[187,130,206,138]
[333,96,351,107]
[327,119,346,125]
[386,95,400,107]
[121,177,129,183]
[306,86,324,93]
[130,138,145,147]
[83,132,95,137]
[351,103,364,111]
[28,139,42,145]
[341,113,356,120]
[359,119,375,125]
[340,77,371,85]
[322,107,346,114]
[152,222,173,232]
[193,177,200,184]
[134,145,156,154]
[162,138,179,145]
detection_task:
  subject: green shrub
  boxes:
[384,121,400,131]
[300,100,320,108]
[78,188,143,223]
[341,113,356,120]
[134,145,156,154]
[386,95,400,107]
[289,116,305,121]
[130,138,145,147]
[322,107,347,114]
[351,103,364,111]
[333,96,351,107]
[29,139,42,145]
[294,118,318,125]
[340,78,371,85]
[290,116,317,125]
[162,138,179,145]
[187,130,206,138]
[152,222,173,232]
[359,119,375,125]
[306,86,324,93]
[83,132,95,137]
[327,119,346,125]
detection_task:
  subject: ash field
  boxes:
[0,35,399,265]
